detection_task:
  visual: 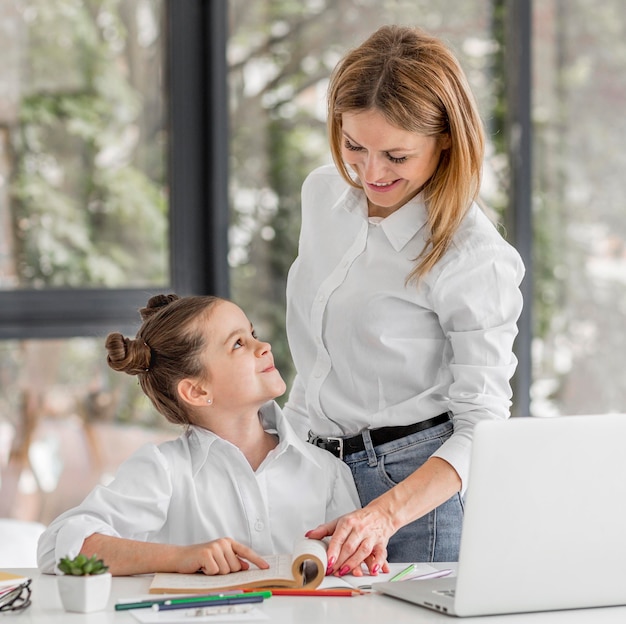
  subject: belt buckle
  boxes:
[324,436,344,460]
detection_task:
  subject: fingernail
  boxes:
[372,564,380,574]
[339,565,350,576]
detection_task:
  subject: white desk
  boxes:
[8,566,626,623]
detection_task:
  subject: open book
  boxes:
[149,538,328,594]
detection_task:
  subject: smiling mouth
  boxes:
[366,179,400,191]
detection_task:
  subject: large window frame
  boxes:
[0,0,230,340]
[0,0,533,414]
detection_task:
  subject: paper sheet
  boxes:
[319,562,441,590]
[129,605,269,623]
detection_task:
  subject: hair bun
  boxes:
[140,294,180,321]
[105,334,151,375]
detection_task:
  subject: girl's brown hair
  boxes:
[327,25,485,281]
[105,294,222,426]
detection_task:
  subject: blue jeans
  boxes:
[343,420,463,562]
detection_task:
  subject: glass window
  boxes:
[0,0,168,291]
[227,0,502,392]
[0,0,171,526]
[532,1,626,416]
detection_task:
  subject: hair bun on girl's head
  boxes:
[140,293,180,321]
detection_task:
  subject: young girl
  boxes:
[37,294,359,576]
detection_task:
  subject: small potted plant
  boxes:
[56,554,111,613]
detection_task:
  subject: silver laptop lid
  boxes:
[454,414,626,616]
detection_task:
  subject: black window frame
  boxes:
[0,0,230,340]
[0,0,532,414]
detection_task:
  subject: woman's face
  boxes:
[341,109,449,218]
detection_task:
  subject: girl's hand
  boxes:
[306,506,392,577]
[178,538,269,575]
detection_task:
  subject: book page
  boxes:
[290,538,327,589]
[0,571,30,589]
[320,562,441,590]
[149,539,328,594]
[149,554,293,594]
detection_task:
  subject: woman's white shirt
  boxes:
[284,165,525,491]
[37,400,359,573]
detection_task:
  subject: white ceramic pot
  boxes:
[57,572,112,613]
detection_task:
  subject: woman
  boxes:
[284,25,524,576]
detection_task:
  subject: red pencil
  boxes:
[269,588,360,597]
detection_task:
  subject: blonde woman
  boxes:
[285,25,524,576]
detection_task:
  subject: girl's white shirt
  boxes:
[37,400,359,573]
[284,165,525,492]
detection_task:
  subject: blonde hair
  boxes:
[327,25,485,281]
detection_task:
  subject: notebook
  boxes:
[375,414,626,617]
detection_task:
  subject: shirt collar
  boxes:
[187,401,324,475]
[258,401,326,469]
[337,186,429,252]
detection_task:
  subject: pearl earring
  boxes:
[206,399,212,405]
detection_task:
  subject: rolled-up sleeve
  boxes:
[430,242,525,491]
[37,444,172,573]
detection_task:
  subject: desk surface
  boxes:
[8,566,626,623]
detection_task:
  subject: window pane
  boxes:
[0,337,176,524]
[227,1,501,391]
[532,1,626,415]
[0,0,168,290]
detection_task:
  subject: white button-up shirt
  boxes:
[37,401,359,573]
[284,165,525,491]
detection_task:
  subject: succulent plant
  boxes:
[58,554,109,576]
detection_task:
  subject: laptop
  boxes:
[375,414,626,617]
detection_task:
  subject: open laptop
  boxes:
[375,414,626,617]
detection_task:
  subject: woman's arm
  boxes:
[81,533,269,576]
[307,457,461,575]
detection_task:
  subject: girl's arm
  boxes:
[81,533,269,576]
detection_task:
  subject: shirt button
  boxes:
[254,520,264,532]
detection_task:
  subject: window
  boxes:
[0,0,229,523]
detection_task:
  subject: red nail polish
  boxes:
[372,564,380,574]
[339,565,350,576]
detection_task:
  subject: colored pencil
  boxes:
[269,588,360,597]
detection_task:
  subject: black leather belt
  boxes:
[308,413,450,460]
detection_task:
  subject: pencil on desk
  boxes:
[153,594,265,611]
[115,590,270,611]
[269,588,360,597]
[389,563,417,582]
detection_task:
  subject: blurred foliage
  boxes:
[9,0,167,289]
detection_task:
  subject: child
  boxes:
[37,294,359,576]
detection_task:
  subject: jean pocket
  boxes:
[377,423,453,487]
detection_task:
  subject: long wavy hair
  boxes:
[327,25,485,281]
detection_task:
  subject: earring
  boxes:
[206,399,212,405]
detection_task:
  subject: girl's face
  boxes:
[341,109,449,218]
[199,300,286,412]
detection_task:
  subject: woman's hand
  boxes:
[178,538,269,575]
[306,505,393,577]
